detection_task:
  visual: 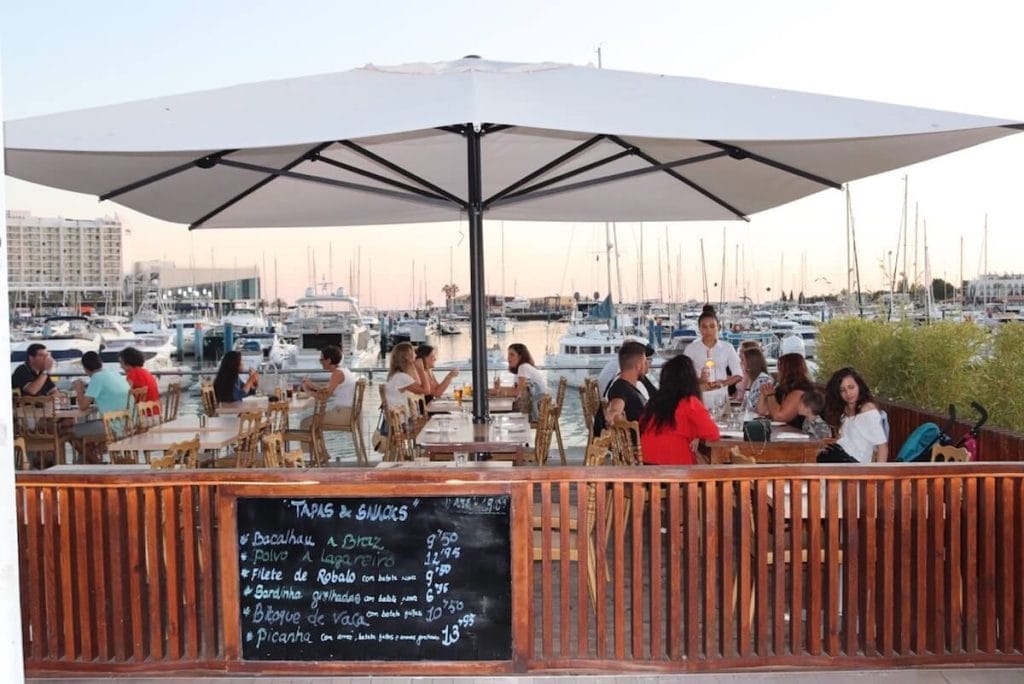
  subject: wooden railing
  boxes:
[16,465,1024,675]
[879,400,1023,462]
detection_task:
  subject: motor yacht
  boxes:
[281,286,379,380]
[222,304,270,334]
[10,315,104,390]
[234,332,295,371]
[545,330,653,387]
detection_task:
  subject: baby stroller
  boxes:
[896,401,988,462]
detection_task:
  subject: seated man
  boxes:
[596,340,657,400]
[593,342,649,436]
[72,351,131,462]
[12,343,59,397]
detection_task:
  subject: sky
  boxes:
[2,0,1023,310]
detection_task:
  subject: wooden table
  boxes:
[415,413,532,461]
[54,406,96,421]
[426,397,515,414]
[106,428,240,458]
[216,395,313,416]
[151,415,240,433]
[706,424,829,464]
[374,460,513,469]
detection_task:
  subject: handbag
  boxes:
[742,418,772,443]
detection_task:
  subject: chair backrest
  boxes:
[729,446,757,465]
[384,407,415,462]
[199,381,218,417]
[13,436,29,470]
[524,395,554,465]
[102,410,135,443]
[128,385,148,406]
[608,419,643,466]
[135,400,163,431]
[516,383,533,418]
[162,382,182,421]
[282,449,307,468]
[378,383,388,410]
[584,432,612,467]
[13,394,57,438]
[553,375,568,412]
[265,400,290,435]
[153,433,200,469]
[232,411,264,467]
[351,377,367,420]
[262,432,285,467]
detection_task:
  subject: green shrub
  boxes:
[816,317,1003,428]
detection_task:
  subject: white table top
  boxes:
[416,413,532,453]
[151,415,240,432]
[216,395,313,416]
[426,397,515,414]
[107,428,239,453]
[375,460,513,469]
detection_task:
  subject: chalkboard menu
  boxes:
[236,495,511,661]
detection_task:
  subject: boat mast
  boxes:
[720,226,727,308]
[699,239,709,303]
[847,186,865,318]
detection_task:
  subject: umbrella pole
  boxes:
[466,124,489,423]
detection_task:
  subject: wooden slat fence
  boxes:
[880,399,1023,462]
[15,465,1024,675]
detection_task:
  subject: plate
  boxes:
[770,420,786,427]
[774,432,809,441]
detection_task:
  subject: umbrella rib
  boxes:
[213,158,455,208]
[314,154,456,205]
[484,134,607,206]
[188,142,332,229]
[99,149,239,202]
[700,140,843,189]
[338,140,467,208]
[606,135,750,220]
[493,148,635,204]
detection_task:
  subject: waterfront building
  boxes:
[964,273,1024,306]
[130,259,261,315]
[6,209,123,309]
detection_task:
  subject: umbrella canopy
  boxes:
[5,57,1022,418]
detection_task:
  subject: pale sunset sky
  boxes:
[2,0,1023,309]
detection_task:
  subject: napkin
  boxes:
[775,432,810,441]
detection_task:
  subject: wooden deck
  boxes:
[15,462,1024,675]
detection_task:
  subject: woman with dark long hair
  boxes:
[756,352,814,429]
[818,367,888,463]
[639,355,720,465]
[492,342,548,420]
[213,351,259,403]
[413,344,459,402]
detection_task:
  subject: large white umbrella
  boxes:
[5,57,1021,419]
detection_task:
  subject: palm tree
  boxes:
[442,283,460,313]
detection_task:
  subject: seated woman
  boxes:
[756,352,814,429]
[818,367,888,463]
[739,346,773,414]
[301,344,355,429]
[118,346,160,411]
[413,344,459,402]
[213,351,259,404]
[640,355,720,465]
[384,342,429,414]
[491,343,548,421]
[732,339,763,405]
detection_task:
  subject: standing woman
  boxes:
[302,344,355,428]
[640,355,720,465]
[384,342,430,411]
[683,305,742,409]
[756,352,814,429]
[413,344,459,402]
[493,343,548,421]
[213,351,259,403]
[820,367,888,463]
[118,346,160,407]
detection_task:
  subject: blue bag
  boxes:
[896,422,941,462]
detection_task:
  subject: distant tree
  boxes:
[441,283,460,312]
[789,289,794,302]
[932,278,958,301]
[798,291,805,305]
[272,298,287,313]
[425,299,434,309]
[780,291,788,302]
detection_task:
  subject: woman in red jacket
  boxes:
[640,355,720,465]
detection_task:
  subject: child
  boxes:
[799,389,833,439]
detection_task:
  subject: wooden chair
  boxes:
[135,400,163,432]
[102,410,138,464]
[384,406,417,462]
[521,395,554,465]
[162,382,182,421]
[283,390,329,466]
[265,399,290,436]
[550,376,568,464]
[608,419,643,465]
[579,377,601,449]
[13,436,29,470]
[324,378,369,465]
[13,395,70,468]
[212,411,263,468]
[262,432,307,468]
[150,434,200,469]
[199,381,218,417]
